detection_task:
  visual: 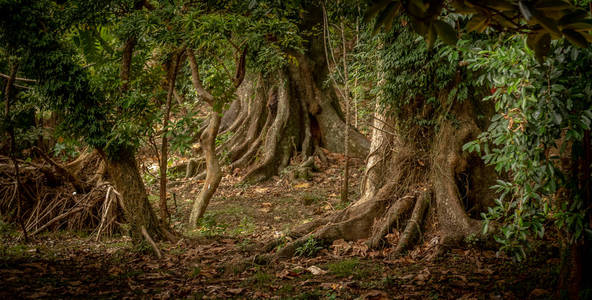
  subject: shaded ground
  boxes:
[1,153,559,299]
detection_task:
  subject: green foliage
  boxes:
[1,0,305,161]
[189,266,201,279]
[465,35,592,259]
[52,138,80,161]
[371,19,476,131]
[366,0,592,59]
[295,236,324,257]
[167,112,202,156]
[215,131,233,147]
[0,219,17,239]
[192,207,255,237]
[194,213,229,237]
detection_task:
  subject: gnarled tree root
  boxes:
[366,195,415,249]
[392,190,431,257]
[261,182,398,261]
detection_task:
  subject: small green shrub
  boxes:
[295,236,323,257]
[189,266,201,278]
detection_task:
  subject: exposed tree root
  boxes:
[272,182,398,259]
[242,77,298,184]
[141,226,163,259]
[366,195,415,249]
[255,96,497,263]
[392,190,430,257]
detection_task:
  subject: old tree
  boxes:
[2,0,592,298]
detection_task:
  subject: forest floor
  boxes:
[1,153,560,299]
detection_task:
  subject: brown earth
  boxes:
[0,153,559,299]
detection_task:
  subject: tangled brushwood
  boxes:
[0,150,125,239]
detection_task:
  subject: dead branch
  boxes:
[28,206,85,237]
[0,72,37,83]
[33,147,89,193]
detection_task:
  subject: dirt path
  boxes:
[1,154,559,299]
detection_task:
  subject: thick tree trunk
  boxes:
[210,2,369,184]
[287,53,369,159]
[558,130,592,299]
[103,149,168,241]
[265,94,496,261]
[431,101,484,243]
[230,55,370,184]
[242,74,303,183]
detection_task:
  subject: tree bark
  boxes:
[159,50,182,224]
[120,37,136,91]
[340,20,350,204]
[242,74,302,183]
[205,2,370,184]
[186,46,246,225]
[189,114,222,224]
[266,91,496,261]
[102,149,168,241]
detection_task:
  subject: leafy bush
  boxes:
[466,37,592,260]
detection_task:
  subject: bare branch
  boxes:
[186,48,215,105]
[0,72,37,83]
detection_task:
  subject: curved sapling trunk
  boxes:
[189,113,222,224]
[186,46,246,227]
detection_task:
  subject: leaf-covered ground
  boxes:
[1,154,559,299]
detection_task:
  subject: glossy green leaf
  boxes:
[433,20,458,46]
[562,29,588,48]
[466,15,488,33]
[364,0,395,23]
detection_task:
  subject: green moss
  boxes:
[326,258,359,278]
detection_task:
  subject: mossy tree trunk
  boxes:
[267,90,498,260]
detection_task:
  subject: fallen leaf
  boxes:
[306,266,327,275]
[359,290,390,300]
[415,273,429,281]
[294,183,310,189]
[276,269,300,279]
[331,239,351,256]
[455,275,468,283]
[320,282,342,290]
[457,294,477,300]
[228,288,245,295]
[255,187,268,193]
[401,274,415,281]
[529,288,550,298]
[476,268,494,275]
